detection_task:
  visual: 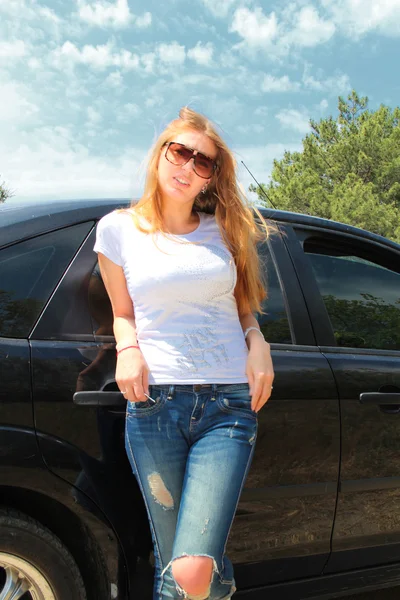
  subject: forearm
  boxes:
[113,315,138,351]
[239,312,269,352]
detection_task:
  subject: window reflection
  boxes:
[257,245,292,345]
[306,249,400,351]
[88,263,114,337]
[0,223,91,338]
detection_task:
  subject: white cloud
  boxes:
[321,0,400,37]
[319,98,329,111]
[157,42,186,66]
[0,70,145,200]
[254,106,269,117]
[117,49,141,69]
[141,52,156,73]
[284,5,335,47]
[259,68,349,96]
[76,0,151,29]
[135,12,152,28]
[237,124,264,134]
[77,0,131,28]
[261,74,300,92]
[27,57,42,70]
[201,0,240,18]
[181,74,222,87]
[219,49,241,69]
[87,106,101,124]
[187,42,214,66]
[52,41,140,70]
[103,70,124,89]
[145,96,164,109]
[302,67,351,94]
[229,1,400,57]
[0,0,59,22]
[143,65,265,104]
[230,7,279,49]
[39,5,61,24]
[276,108,311,134]
[195,95,245,129]
[169,14,220,37]
[0,81,40,124]
[116,102,140,123]
[0,39,26,58]
[231,4,335,55]
[0,0,65,43]
[2,131,144,199]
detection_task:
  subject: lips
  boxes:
[173,177,190,187]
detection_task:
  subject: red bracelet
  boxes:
[116,345,140,356]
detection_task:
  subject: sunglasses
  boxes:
[164,141,217,179]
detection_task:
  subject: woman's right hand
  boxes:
[116,348,150,403]
[96,252,148,403]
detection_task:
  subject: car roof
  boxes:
[1,197,399,252]
[0,198,131,249]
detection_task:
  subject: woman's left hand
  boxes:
[246,341,274,413]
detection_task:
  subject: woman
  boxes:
[94,107,274,600]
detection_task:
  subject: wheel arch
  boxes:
[0,485,117,600]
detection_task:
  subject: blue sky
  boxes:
[1,0,400,202]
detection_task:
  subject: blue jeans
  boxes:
[125,382,258,600]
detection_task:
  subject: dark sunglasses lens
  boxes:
[168,143,193,164]
[167,143,215,178]
[194,154,214,178]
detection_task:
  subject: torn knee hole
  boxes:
[171,555,214,599]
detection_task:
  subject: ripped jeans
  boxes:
[125,382,258,600]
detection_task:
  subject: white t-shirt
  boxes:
[94,209,249,384]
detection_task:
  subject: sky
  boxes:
[1,0,400,203]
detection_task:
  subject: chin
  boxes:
[165,184,191,199]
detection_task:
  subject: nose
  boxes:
[181,157,196,172]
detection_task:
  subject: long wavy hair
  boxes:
[122,107,275,316]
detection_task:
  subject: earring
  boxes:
[201,186,207,194]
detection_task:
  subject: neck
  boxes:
[161,198,199,234]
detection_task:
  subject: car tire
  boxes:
[0,507,87,600]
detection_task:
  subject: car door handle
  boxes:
[73,391,125,407]
[359,392,400,405]
[359,392,400,414]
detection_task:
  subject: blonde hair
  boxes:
[122,107,276,316]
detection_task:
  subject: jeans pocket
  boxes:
[126,389,167,418]
[216,384,257,419]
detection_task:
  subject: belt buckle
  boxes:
[193,384,212,392]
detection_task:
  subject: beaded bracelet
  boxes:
[116,345,140,356]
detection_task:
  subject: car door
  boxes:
[286,224,400,573]
[30,224,153,591]
[0,222,93,468]
[230,224,339,590]
[31,215,340,592]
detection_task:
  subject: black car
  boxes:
[1,198,400,600]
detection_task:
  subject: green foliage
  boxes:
[323,292,400,350]
[250,90,400,243]
[0,290,43,337]
[0,176,13,203]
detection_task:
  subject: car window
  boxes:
[0,223,92,338]
[257,243,292,344]
[88,243,292,344]
[89,262,114,337]
[304,240,400,350]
